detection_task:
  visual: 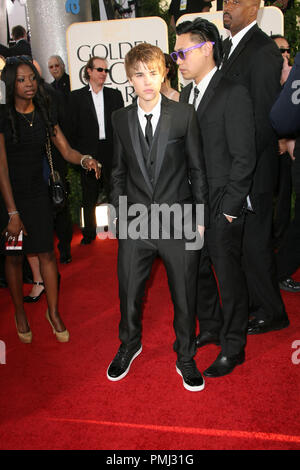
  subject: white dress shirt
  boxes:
[189,66,218,110]
[228,20,257,59]
[89,85,106,140]
[137,94,162,137]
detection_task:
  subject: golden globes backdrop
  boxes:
[66,17,169,104]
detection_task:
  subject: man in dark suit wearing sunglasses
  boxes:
[68,56,124,245]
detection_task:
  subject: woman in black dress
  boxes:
[0,56,100,343]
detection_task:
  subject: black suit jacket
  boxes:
[67,85,124,157]
[50,73,71,101]
[180,71,256,217]
[222,24,283,194]
[110,94,209,226]
[0,39,31,58]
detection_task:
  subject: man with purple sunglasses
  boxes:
[176,18,256,378]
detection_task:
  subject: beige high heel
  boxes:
[46,309,69,342]
[15,316,32,344]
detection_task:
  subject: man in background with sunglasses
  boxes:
[67,56,124,245]
[176,18,256,377]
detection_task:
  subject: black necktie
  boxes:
[192,87,200,109]
[145,114,153,147]
[223,38,232,63]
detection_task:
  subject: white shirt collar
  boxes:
[137,94,162,119]
[89,84,103,96]
[137,94,162,136]
[230,20,257,50]
[193,66,218,98]
[190,66,218,103]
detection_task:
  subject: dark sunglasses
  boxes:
[93,67,110,73]
[6,55,33,64]
[280,48,290,54]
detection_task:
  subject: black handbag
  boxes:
[46,134,67,211]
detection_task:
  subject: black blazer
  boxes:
[50,73,71,100]
[0,39,31,58]
[180,71,256,217]
[67,85,124,157]
[110,94,209,226]
[222,24,283,194]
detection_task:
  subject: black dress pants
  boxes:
[243,193,288,323]
[81,140,110,239]
[273,152,292,247]
[117,237,199,361]
[204,214,248,356]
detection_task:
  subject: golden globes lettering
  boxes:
[67,18,168,104]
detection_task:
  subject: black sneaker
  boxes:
[107,344,142,381]
[176,359,205,392]
[279,277,300,293]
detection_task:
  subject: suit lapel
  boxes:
[127,104,153,194]
[103,87,109,134]
[222,24,258,72]
[85,86,99,125]
[179,83,192,104]
[196,70,223,121]
[154,95,172,185]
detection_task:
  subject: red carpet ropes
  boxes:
[0,228,300,450]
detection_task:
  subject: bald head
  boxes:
[223,0,260,36]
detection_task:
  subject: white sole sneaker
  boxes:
[176,366,205,392]
[107,345,143,382]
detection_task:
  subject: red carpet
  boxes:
[0,226,300,450]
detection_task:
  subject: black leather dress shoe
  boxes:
[203,351,245,378]
[107,344,142,381]
[176,359,205,391]
[196,330,220,348]
[0,278,8,288]
[279,277,300,293]
[247,317,290,335]
[80,237,92,245]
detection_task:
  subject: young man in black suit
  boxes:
[176,18,256,377]
[221,0,289,335]
[107,43,208,391]
[0,26,31,58]
[68,57,124,244]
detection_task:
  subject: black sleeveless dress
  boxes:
[0,105,54,254]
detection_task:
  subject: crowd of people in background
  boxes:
[0,1,299,390]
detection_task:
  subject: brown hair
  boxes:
[125,43,166,79]
[84,56,108,81]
